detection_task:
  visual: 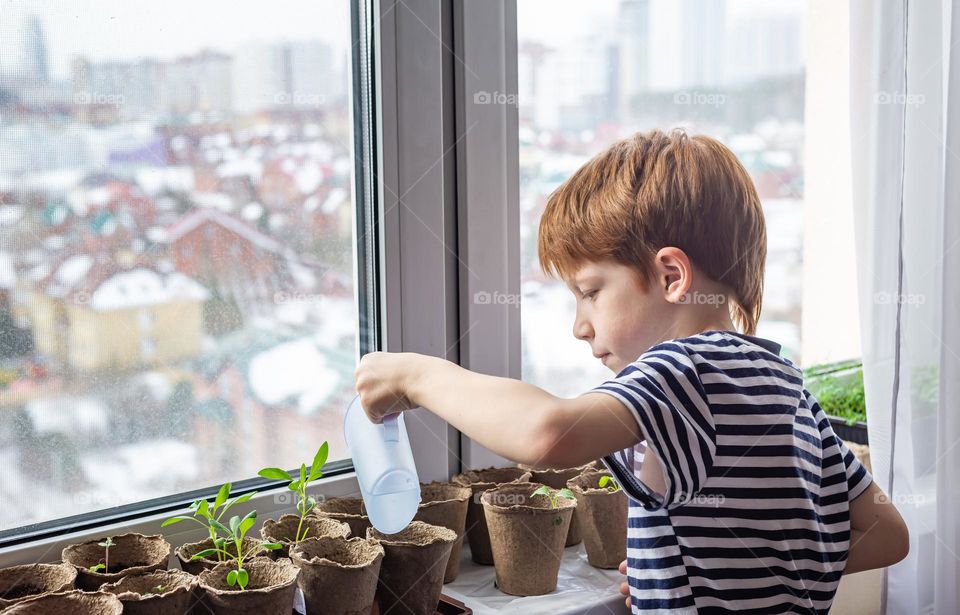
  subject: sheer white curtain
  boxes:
[850,0,960,613]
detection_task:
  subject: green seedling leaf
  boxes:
[191,549,223,560]
[89,563,105,572]
[161,515,195,527]
[197,499,210,519]
[309,443,328,480]
[262,542,283,550]
[299,463,307,486]
[227,569,238,586]
[258,468,293,481]
[228,515,241,536]
[220,491,257,519]
[209,518,231,537]
[239,511,257,537]
[557,488,576,500]
[237,568,249,589]
[214,482,231,512]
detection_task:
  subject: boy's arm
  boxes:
[356,352,642,468]
[844,481,909,574]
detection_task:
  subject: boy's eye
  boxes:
[583,290,598,301]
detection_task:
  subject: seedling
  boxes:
[88,536,114,573]
[190,510,282,590]
[532,486,576,526]
[161,482,257,562]
[257,442,329,544]
[598,475,621,493]
[141,584,166,598]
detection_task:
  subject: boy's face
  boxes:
[565,260,676,374]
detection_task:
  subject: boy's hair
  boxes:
[538,128,767,335]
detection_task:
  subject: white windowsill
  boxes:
[0,471,362,567]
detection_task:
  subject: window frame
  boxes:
[0,0,524,558]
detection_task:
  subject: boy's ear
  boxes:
[654,247,693,303]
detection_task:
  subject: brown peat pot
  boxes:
[481,482,576,596]
[290,535,384,615]
[412,481,471,583]
[567,469,627,568]
[450,467,531,565]
[61,533,171,591]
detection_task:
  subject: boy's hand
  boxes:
[354,352,419,423]
[618,559,630,608]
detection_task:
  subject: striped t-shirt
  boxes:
[595,330,872,614]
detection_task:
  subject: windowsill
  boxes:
[0,472,363,567]
[442,543,625,615]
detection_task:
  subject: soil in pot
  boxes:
[520,463,596,547]
[411,481,471,583]
[290,535,384,615]
[175,537,268,575]
[0,562,77,609]
[260,514,351,558]
[99,568,196,615]
[567,470,627,569]
[366,521,457,615]
[481,482,576,596]
[61,533,171,591]
[313,496,371,539]
[197,556,299,615]
[1,590,123,614]
[450,466,531,565]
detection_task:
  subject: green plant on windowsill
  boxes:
[598,475,621,493]
[88,536,114,573]
[161,482,257,562]
[141,584,166,598]
[257,441,329,545]
[190,510,282,590]
[803,359,866,425]
[532,485,576,526]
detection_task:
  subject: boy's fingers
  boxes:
[618,558,627,574]
[620,581,629,596]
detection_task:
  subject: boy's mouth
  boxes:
[594,352,611,365]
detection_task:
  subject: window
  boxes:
[517,0,811,396]
[0,0,369,537]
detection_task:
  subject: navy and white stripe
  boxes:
[595,330,872,614]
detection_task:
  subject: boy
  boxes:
[354,129,908,613]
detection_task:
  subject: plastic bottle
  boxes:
[343,395,421,534]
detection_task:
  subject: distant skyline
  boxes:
[0,0,352,80]
[2,0,806,82]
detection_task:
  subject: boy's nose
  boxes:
[573,317,593,341]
